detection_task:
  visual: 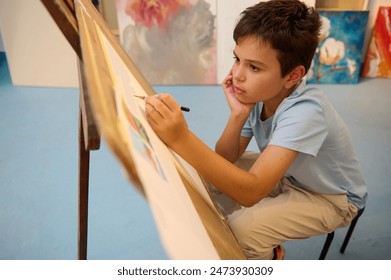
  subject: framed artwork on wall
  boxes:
[116,0,217,85]
[362,6,391,78]
[307,10,369,84]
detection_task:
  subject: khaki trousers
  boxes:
[210,152,358,260]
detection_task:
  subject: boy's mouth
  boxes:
[233,85,246,94]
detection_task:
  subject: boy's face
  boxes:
[231,36,292,106]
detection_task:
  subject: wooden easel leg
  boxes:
[78,108,90,260]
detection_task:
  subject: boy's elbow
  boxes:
[235,177,269,207]
[240,200,257,208]
[215,149,236,163]
[237,193,264,207]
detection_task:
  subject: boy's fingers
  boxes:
[145,96,168,115]
[157,93,181,112]
[145,103,162,126]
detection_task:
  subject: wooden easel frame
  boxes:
[40,0,100,260]
[42,0,245,260]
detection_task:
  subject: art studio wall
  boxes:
[116,0,316,85]
[0,0,78,88]
[0,0,389,88]
[116,0,388,85]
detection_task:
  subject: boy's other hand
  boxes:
[222,71,254,118]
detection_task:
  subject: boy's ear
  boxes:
[285,65,305,89]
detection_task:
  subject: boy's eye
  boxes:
[250,64,259,72]
[233,56,239,63]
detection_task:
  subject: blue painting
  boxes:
[307,10,369,84]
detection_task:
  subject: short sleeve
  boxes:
[241,104,263,138]
[270,100,328,156]
[241,117,254,138]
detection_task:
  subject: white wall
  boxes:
[0,0,78,88]
[216,0,262,83]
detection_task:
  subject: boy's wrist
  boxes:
[168,129,192,151]
[229,111,250,124]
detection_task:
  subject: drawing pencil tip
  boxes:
[134,94,190,112]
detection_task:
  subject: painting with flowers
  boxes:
[116,0,217,85]
[307,10,369,84]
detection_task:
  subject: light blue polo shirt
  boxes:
[241,80,367,209]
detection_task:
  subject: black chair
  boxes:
[319,207,365,260]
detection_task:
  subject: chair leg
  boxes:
[340,207,365,254]
[319,231,334,260]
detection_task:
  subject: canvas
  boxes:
[307,10,369,84]
[66,0,244,259]
[362,6,391,78]
[116,0,217,85]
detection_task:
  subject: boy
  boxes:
[144,0,367,260]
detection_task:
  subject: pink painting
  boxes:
[362,6,391,78]
[116,0,217,85]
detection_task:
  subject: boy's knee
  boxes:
[228,213,275,260]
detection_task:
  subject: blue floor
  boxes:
[1,54,391,260]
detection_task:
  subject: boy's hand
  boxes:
[222,71,254,118]
[145,94,189,148]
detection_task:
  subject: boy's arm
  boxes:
[145,94,298,206]
[215,114,251,163]
[215,71,254,162]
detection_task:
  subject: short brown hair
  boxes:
[233,0,320,77]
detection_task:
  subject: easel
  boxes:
[40,0,100,260]
[42,0,245,260]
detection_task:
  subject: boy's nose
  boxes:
[233,66,245,82]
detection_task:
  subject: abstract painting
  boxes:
[116,0,217,85]
[307,10,369,84]
[362,6,391,78]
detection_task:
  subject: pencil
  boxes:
[134,95,190,112]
